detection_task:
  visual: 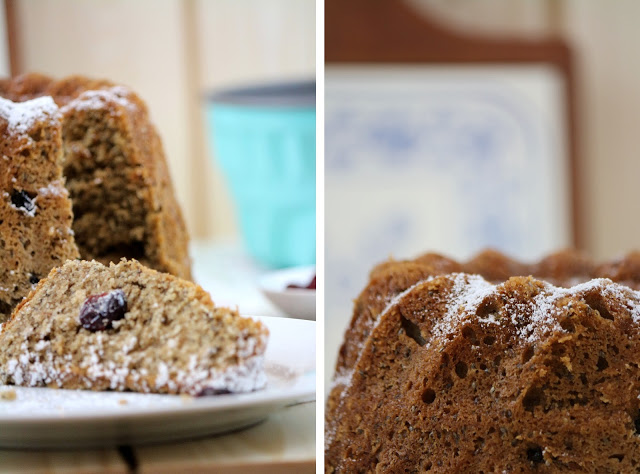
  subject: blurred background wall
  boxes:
[407,0,640,261]
[4,0,315,242]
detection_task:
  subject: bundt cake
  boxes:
[0,259,267,395]
[0,73,191,280]
[0,96,79,322]
[332,249,640,406]
[327,250,640,472]
[326,272,640,472]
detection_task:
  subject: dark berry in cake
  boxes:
[79,289,127,331]
[10,190,36,216]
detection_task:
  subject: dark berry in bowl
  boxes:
[287,275,316,290]
[79,289,128,331]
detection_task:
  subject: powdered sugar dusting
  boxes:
[329,273,640,429]
[38,180,68,198]
[0,96,59,136]
[437,275,640,345]
[572,278,640,322]
[437,273,495,335]
[1,328,268,396]
[450,273,495,313]
[496,280,562,344]
[63,86,136,115]
[0,354,310,432]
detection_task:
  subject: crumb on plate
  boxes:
[0,389,17,401]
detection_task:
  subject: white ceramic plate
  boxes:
[0,316,315,449]
[259,266,316,320]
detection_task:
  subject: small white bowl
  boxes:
[259,266,316,320]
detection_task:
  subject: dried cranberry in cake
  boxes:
[195,387,232,397]
[10,190,36,216]
[79,289,127,331]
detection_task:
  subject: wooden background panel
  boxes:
[0,1,7,76]
[409,0,556,38]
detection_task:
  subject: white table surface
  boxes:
[190,239,287,317]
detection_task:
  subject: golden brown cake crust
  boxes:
[0,73,191,280]
[326,273,640,472]
[0,74,114,105]
[0,96,79,321]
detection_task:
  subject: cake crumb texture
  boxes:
[0,73,191,280]
[333,249,640,403]
[326,250,640,472]
[0,259,268,395]
[0,95,79,322]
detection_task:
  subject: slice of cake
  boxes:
[0,259,268,395]
[326,273,640,472]
[0,74,192,280]
[0,96,79,321]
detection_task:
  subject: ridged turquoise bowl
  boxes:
[206,81,316,268]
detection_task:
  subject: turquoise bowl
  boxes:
[205,81,316,268]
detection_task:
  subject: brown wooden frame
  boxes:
[326,0,582,249]
[4,0,20,76]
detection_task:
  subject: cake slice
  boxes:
[0,74,192,280]
[0,96,79,322]
[0,259,268,395]
[326,273,640,472]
